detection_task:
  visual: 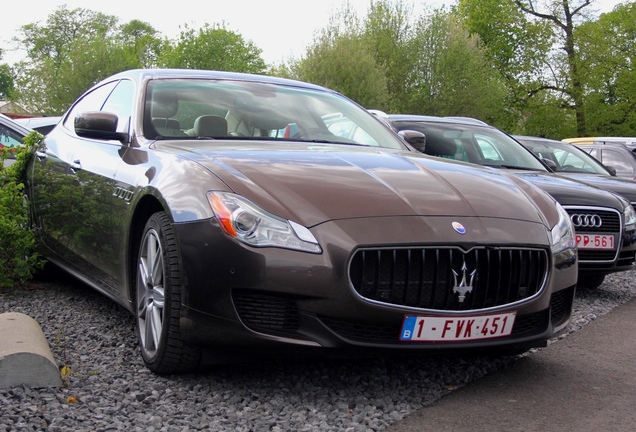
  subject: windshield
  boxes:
[144,79,405,149]
[391,120,548,171]
[518,138,611,175]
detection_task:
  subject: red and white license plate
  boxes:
[400,312,516,342]
[576,234,615,250]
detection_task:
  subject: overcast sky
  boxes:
[1,0,623,67]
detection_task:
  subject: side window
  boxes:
[101,80,134,133]
[581,147,596,157]
[0,124,24,148]
[63,81,119,130]
[601,148,634,177]
[475,138,502,161]
[558,150,585,169]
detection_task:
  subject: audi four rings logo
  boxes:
[570,214,603,228]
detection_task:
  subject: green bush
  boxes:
[0,132,45,288]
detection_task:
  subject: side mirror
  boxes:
[604,165,617,176]
[75,111,128,143]
[398,130,426,153]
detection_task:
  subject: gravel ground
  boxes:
[1,267,635,432]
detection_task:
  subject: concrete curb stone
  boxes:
[0,312,61,388]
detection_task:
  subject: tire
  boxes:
[136,211,201,374]
[577,273,605,290]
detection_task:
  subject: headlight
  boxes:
[624,203,636,227]
[550,202,576,254]
[207,191,322,254]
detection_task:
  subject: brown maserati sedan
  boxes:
[26,69,577,374]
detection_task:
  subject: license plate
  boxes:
[576,234,615,250]
[400,312,516,342]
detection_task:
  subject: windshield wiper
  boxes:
[485,164,539,171]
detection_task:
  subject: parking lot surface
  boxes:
[386,297,636,432]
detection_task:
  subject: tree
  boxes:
[459,0,608,137]
[287,1,506,121]
[577,2,636,135]
[156,23,266,73]
[0,49,14,100]
[404,10,509,126]
[361,0,415,111]
[119,20,164,68]
[11,6,162,115]
[287,3,389,108]
[295,34,389,109]
[0,64,14,101]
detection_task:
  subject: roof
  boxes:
[100,68,334,93]
[563,137,636,146]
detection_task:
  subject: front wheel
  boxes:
[136,211,201,374]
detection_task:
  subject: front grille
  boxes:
[564,208,621,234]
[232,289,300,333]
[349,247,548,312]
[564,207,621,263]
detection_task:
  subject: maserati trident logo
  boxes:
[452,262,476,303]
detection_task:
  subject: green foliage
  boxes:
[510,94,577,138]
[403,11,508,125]
[361,0,414,111]
[578,2,636,136]
[11,6,163,115]
[294,34,389,109]
[286,1,507,121]
[458,0,552,81]
[0,63,15,100]
[283,3,388,108]
[156,23,266,73]
[0,132,45,288]
[458,0,606,136]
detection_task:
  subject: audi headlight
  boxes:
[550,202,576,254]
[207,191,322,254]
[624,203,636,227]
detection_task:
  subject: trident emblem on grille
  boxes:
[452,262,476,303]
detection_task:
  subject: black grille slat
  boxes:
[350,247,548,311]
[233,290,300,332]
[578,250,618,261]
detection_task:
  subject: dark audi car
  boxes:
[26,69,577,373]
[376,114,636,290]
[515,135,636,207]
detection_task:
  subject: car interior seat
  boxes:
[150,91,186,137]
[424,132,458,159]
[190,115,228,138]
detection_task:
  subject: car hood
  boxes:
[557,173,636,204]
[159,142,557,227]
[511,171,625,209]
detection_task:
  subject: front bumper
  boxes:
[173,216,578,354]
